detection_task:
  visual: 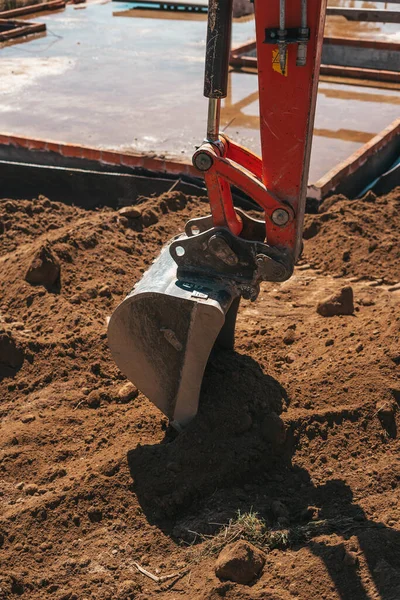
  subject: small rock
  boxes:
[215,540,265,584]
[117,382,138,404]
[261,412,286,445]
[317,286,354,317]
[16,482,24,490]
[343,551,358,567]
[301,506,319,521]
[86,390,101,409]
[117,579,138,599]
[25,244,60,288]
[283,330,296,345]
[24,483,39,496]
[302,220,321,240]
[342,250,351,262]
[356,343,363,353]
[361,190,376,203]
[285,352,296,364]
[141,209,159,227]
[98,285,112,298]
[271,500,289,520]
[119,216,129,228]
[0,330,24,370]
[21,414,36,424]
[39,541,53,551]
[87,506,102,523]
[119,206,142,219]
[325,339,334,347]
[376,400,397,437]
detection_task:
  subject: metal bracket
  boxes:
[185,208,266,242]
[264,27,310,45]
[169,224,294,300]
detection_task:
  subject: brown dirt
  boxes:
[0,188,399,600]
[302,189,400,284]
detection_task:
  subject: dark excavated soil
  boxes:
[0,188,399,600]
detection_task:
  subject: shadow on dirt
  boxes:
[127,350,400,600]
[128,349,290,524]
[308,480,400,600]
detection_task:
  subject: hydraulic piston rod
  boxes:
[203,0,233,142]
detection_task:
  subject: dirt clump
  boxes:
[215,540,266,584]
[0,189,399,600]
[0,329,24,376]
[317,285,354,317]
[25,243,60,288]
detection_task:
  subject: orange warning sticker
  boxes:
[272,48,288,76]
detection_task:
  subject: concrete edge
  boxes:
[308,118,400,200]
[0,133,199,178]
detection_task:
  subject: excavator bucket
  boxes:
[107,235,240,428]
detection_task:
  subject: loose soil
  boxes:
[0,188,399,600]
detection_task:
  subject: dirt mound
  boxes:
[303,187,400,284]
[0,190,399,600]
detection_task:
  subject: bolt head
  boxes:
[271,209,290,226]
[193,152,213,172]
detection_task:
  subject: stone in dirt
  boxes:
[215,540,266,584]
[119,206,142,219]
[117,382,139,403]
[376,400,397,437]
[25,244,60,288]
[317,286,354,317]
[87,506,102,522]
[0,330,24,370]
[117,579,138,599]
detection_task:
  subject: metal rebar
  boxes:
[280,0,285,30]
[301,0,307,27]
[297,0,308,66]
[206,97,221,142]
[278,0,287,74]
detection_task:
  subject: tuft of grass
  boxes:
[187,509,359,563]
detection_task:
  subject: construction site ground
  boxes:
[1,1,399,183]
[0,186,399,599]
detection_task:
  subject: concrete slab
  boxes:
[0,1,399,183]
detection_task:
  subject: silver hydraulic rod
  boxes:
[297,0,308,66]
[278,0,287,74]
[300,0,307,27]
[206,97,221,142]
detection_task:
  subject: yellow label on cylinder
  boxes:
[272,48,288,76]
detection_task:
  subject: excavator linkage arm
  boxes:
[108,0,327,429]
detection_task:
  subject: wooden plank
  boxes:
[0,21,46,41]
[327,7,400,23]
[320,64,400,84]
[0,1,65,19]
[308,118,400,200]
[324,36,400,52]
[113,0,207,11]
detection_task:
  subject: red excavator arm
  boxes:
[108,0,327,430]
[193,0,327,261]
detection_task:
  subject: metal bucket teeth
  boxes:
[107,237,239,428]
